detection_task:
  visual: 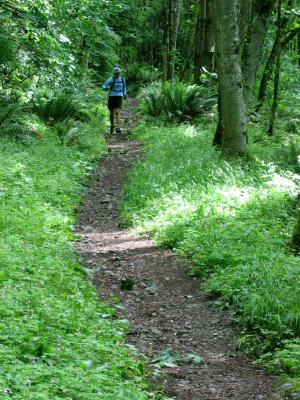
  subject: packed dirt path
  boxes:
[76,100,277,399]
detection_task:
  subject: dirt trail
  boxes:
[76,99,277,400]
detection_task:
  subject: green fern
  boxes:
[140,81,214,121]
[32,90,81,125]
[0,103,21,126]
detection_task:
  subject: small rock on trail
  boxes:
[76,100,278,400]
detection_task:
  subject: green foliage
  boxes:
[151,349,203,369]
[259,340,300,398]
[261,339,300,375]
[121,122,300,387]
[0,0,120,93]
[0,102,21,126]
[0,101,42,140]
[292,210,300,250]
[31,90,83,125]
[140,81,216,121]
[125,63,161,95]
[0,108,153,398]
[0,31,15,64]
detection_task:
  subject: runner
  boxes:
[102,67,127,134]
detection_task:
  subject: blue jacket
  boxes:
[102,77,127,97]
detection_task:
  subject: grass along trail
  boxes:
[76,101,277,400]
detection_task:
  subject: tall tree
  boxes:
[194,0,215,83]
[292,209,300,252]
[268,0,282,135]
[255,0,297,112]
[241,0,275,109]
[163,0,181,80]
[214,0,247,156]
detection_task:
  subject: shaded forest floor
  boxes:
[76,100,278,399]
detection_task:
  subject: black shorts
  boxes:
[108,96,123,110]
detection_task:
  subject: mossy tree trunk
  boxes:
[214,0,247,156]
[241,0,275,110]
[256,27,299,112]
[268,0,282,135]
[255,0,295,112]
[163,0,180,81]
[194,0,207,84]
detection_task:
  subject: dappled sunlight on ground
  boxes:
[79,229,154,255]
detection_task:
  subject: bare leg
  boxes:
[109,110,114,133]
[115,108,121,130]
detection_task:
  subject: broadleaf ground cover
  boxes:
[0,101,153,399]
[121,122,300,395]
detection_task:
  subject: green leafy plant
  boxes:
[121,121,300,389]
[0,103,42,140]
[0,93,154,399]
[151,349,203,368]
[140,81,216,121]
[124,63,162,95]
[31,89,83,125]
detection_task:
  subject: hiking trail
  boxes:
[76,99,277,400]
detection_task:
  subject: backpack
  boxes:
[109,77,125,96]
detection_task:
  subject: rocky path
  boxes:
[76,100,277,399]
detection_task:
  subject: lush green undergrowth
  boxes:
[0,106,153,399]
[121,122,300,396]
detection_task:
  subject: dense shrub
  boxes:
[0,102,42,140]
[124,63,161,95]
[140,81,216,121]
[0,31,15,64]
[31,90,84,125]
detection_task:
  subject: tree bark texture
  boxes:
[256,27,299,111]
[238,0,252,44]
[203,0,215,71]
[268,0,282,135]
[163,0,170,81]
[267,46,281,135]
[194,0,207,83]
[215,0,247,156]
[292,209,300,251]
[241,0,275,110]
[213,84,223,147]
[298,28,300,67]
[163,0,180,81]
[255,0,295,111]
[194,0,215,83]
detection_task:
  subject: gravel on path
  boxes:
[76,100,278,400]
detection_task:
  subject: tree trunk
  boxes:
[268,0,282,135]
[194,0,215,83]
[194,0,207,83]
[256,27,299,111]
[256,2,296,111]
[267,48,281,135]
[203,0,215,72]
[298,28,300,67]
[163,0,170,81]
[292,209,300,251]
[163,0,180,81]
[213,84,223,147]
[238,0,252,45]
[241,0,275,110]
[79,35,89,71]
[214,0,247,156]
[168,0,180,79]
[256,31,280,111]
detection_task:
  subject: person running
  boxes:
[102,67,127,134]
